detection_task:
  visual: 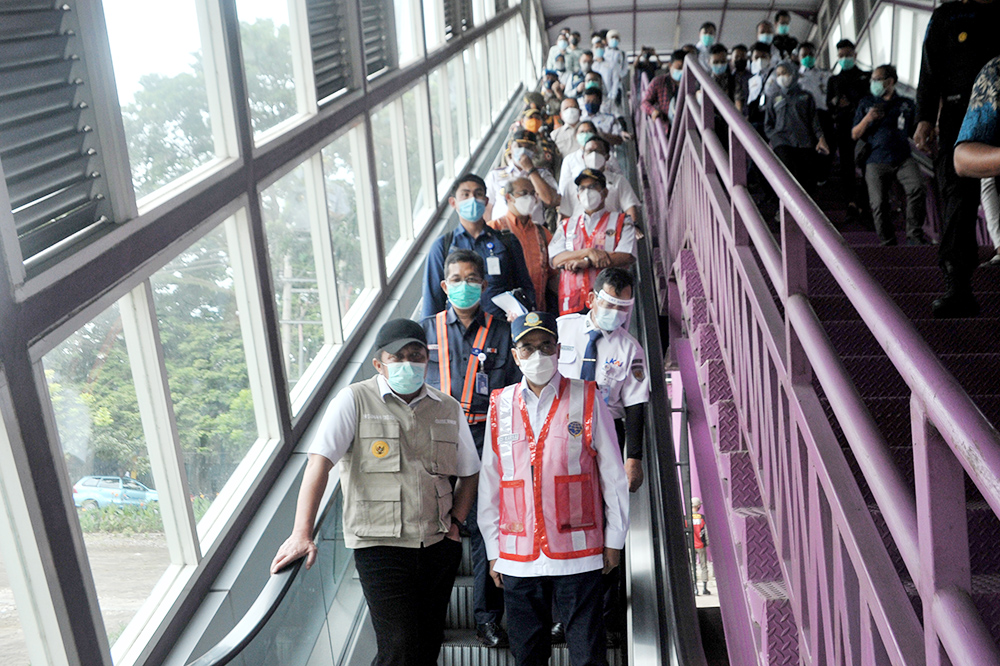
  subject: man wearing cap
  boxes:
[479,311,630,666]
[581,86,628,145]
[272,318,480,666]
[422,250,521,648]
[485,130,560,225]
[550,168,637,316]
[557,122,623,196]
[559,135,640,221]
[423,173,536,318]
[691,497,710,595]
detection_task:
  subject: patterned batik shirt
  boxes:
[957,56,1000,147]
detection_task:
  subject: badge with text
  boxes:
[371,440,390,458]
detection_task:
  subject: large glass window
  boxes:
[150,226,257,521]
[447,55,470,174]
[424,0,445,52]
[894,8,915,86]
[42,303,171,647]
[370,102,412,273]
[428,67,450,196]
[395,0,425,65]
[235,0,302,140]
[401,84,434,230]
[260,164,325,393]
[103,0,225,200]
[868,5,893,70]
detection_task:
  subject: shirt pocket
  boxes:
[435,476,454,533]
[359,420,401,473]
[558,345,578,368]
[499,479,527,535]
[430,422,459,476]
[554,473,598,533]
[353,482,402,538]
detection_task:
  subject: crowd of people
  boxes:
[639,6,1000,318]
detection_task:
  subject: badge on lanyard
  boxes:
[475,372,489,395]
[485,242,501,275]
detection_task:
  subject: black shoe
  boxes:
[551,622,566,644]
[606,629,624,647]
[476,622,509,648]
[906,232,931,246]
[702,584,710,595]
[932,291,980,318]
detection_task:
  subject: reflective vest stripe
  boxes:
[459,314,492,415]
[435,311,451,397]
[559,212,627,315]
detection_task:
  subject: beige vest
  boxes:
[341,377,461,549]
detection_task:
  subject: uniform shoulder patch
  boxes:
[567,421,583,437]
[631,364,646,381]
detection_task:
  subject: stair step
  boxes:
[721,451,762,509]
[448,576,476,629]
[440,629,623,665]
[732,507,781,583]
[834,354,1000,399]
[746,580,799,666]
[807,266,1000,296]
[810,292,1000,322]
[824,318,1000,357]
[808,244,942,269]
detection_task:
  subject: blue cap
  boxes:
[511,311,558,343]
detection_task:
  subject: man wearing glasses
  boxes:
[422,249,522,648]
[271,318,480,666]
[478,311,629,666]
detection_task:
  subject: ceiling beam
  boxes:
[545,4,817,27]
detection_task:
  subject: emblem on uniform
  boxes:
[525,312,541,326]
[605,228,615,236]
[958,31,968,43]
[632,365,645,381]
[568,421,583,437]
[371,440,390,458]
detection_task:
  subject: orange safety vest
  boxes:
[558,211,626,315]
[435,311,494,424]
[489,377,605,561]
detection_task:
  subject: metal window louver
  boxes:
[305,0,353,101]
[359,0,393,77]
[443,0,473,41]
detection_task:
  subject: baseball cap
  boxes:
[511,311,558,343]
[374,318,427,355]
[574,167,607,189]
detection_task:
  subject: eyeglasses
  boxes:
[445,276,485,285]
[515,341,558,357]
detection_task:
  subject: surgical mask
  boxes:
[583,151,607,169]
[556,63,566,72]
[777,74,793,89]
[447,281,482,309]
[758,33,774,44]
[524,118,542,133]
[609,38,619,48]
[776,23,790,35]
[580,61,592,72]
[561,107,581,125]
[584,101,600,115]
[576,131,596,147]
[558,39,567,51]
[593,306,627,332]
[671,68,683,82]
[711,63,728,76]
[870,79,885,97]
[701,34,715,47]
[384,362,426,395]
[800,55,815,69]
[511,194,536,216]
[578,188,602,210]
[595,47,605,59]
[512,146,534,163]
[518,350,558,385]
[457,197,486,222]
[839,57,855,70]
[751,58,770,75]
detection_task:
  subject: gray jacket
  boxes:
[764,64,824,150]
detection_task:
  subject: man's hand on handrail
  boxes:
[271,534,317,574]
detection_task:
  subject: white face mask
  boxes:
[583,152,607,169]
[518,350,558,385]
[776,74,793,89]
[580,61,592,73]
[561,107,581,125]
[578,188,602,210]
[751,58,769,75]
[511,194,536,216]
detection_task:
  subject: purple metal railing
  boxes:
[636,57,1000,665]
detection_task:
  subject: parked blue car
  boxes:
[73,476,159,510]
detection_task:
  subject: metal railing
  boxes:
[637,55,1000,664]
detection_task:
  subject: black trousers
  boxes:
[504,570,608,666]
[774,145,818,197]
[935,142,984,288]
[354,539,463,666]
[467,422,506,625]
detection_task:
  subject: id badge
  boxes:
[486,255,501,275]
[475,372,489,395]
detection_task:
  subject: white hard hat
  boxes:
[691,497,702,508]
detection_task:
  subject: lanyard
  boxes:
[459,313,493,414]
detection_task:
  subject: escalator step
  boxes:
[440,629,623,665]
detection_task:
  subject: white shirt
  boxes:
[798,66,832,111]
[605,47,629,81]
[551,122,579,159]
[592,59,622,106]
[548,207,637,265]
[581,108,619,138]
[556,313,650,419]
[309,375,481,477]
[557,151,621,196]
[478,372,630,577]
[485,164,558,225]
[559,168,640,218]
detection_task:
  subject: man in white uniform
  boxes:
[484,129,560,224]
[558,136,640,221]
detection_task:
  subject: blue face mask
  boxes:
[839,57,855,71]
[776,23,790,35]
[595,47,605,59]
[609,38,619,48]
[384,362,426,395]
[576,131,596,146]
[759,33,774,45]
[701,34,715,47]
[800,55,816,69]
[711,63,728,76]
[584,101,600,115]
[593,306,627,332]
[447,281,482,309]
[671,68,683,82]
[457,197,485,222]
[870,79,885,97]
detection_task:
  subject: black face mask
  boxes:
[733,59,747,72]
[570,39,580,47]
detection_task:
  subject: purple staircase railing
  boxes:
[635,56,1000,665]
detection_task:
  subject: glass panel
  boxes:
[395,0,424,65]
[401,86,430,227]
[870,5,893,70]
[463,49,480,145]
[104,0,217,200]
[320,131,366,329]
[260,164,325,392]
[840,0,856,41]
[236,0,299,139]
[42,303,171,647]
[370,104,402,265]
[150,225,257,520]
[447,56,468,172]
[829,24,842,71]
[0,535,31,665]
[424,0,444,51]
[911,12,931,87]
[428,68,447,194]
[895,9,915,86]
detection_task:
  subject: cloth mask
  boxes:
[777,74,793,89]
[583,151,607,169]
[512,195,536,216]
[584,101,600,115]
[593,306,627,332]
[594,47,605,59]
[609,38,619,48]
[518,350,558,385]
[447,281,482,309]
[758,33,774,44]
[800,55,816,69]
[711,63,728,76]
[457,197,486,222]
[576,131,596,147]
[561,107,581,125]
[870,80,885,97]
[385,362,426,395]
[701,34,715,47]
[524,118,542,133]
[578,188,602,211]
[671,68,683,81]
[839,57,855,70]
[777,24,790,35]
